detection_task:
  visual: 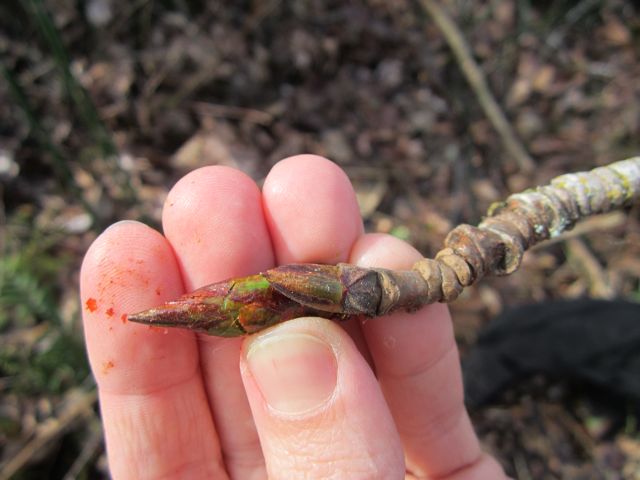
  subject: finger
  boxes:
[80,221,225,479]
[262,154,363,264]
[163,166,275,289]
[240,317,405,479]
[162,167,274,478]
[262,154,372,362]
[350,234,508,479]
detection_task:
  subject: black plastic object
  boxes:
[463,299,640,408]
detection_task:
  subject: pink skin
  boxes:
[81,154,508,479]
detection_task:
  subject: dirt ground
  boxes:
[1,0,639,478]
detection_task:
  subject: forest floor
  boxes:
[1,1,639,478]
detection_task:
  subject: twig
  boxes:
[192,102,274,126]
[62,419,103,480]
[418,0,536,173]
[531,211,626,249]
[128,157,640,336]
[565,238,615,299]
[0,388,97,480]
[546,0,601,49]
[513,452,533,480]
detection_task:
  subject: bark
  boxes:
[129,157,640,336]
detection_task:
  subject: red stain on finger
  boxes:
[102,360,115,375]
[106,307,115,317]
[120,313,128,324]
[148,325,169,335]
[85,298,98,312]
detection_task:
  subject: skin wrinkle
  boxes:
[374,330,478,477]
[267,423,391,480]
[99,363,200,397]
[341,409,393,478]
[286,460,392,480]
[197,343,261,476]
[375,331,457,381]
[111,384,205,446]
[285,383,398,476]
[103,382,225,479]
[90,335,199,396]
[149,458,224,480]
[429,452,486,480]
[220,435,266,474]
[401,401,466,451]
[387,350,466,440]
[196,337,266,479]
[408,414,485,480]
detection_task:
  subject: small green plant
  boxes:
[0,211,66,330]
[0,210,89,394]
[0,330,89,395]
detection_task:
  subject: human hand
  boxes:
[81,155,508,479]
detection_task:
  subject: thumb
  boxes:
[240,317,404,479]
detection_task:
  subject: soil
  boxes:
[1,1,639,478]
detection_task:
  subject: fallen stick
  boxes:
[129,157,640,337]
[0,388,97,480]
[419,0,536,173]
[565,238,615,299]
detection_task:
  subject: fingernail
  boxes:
[246,332,338,415]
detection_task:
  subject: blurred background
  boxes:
[1,0,639,478]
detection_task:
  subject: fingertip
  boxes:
[263,155,363,264]
[349,232,423,270]
[163,165,258,218]
[162,165,274,288]
[81,220,183,314]
[80,219,196,394]
[82,220,156,274]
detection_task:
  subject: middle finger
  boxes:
[261,155,371,358]
[162,165,274,479]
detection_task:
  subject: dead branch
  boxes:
[419,0,536,173]
[129,157,640,336]
[0,388,98,480]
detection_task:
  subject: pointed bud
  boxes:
[265,264,346,312]
[128,274,316,336]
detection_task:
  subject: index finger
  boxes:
[80,221,226,478]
